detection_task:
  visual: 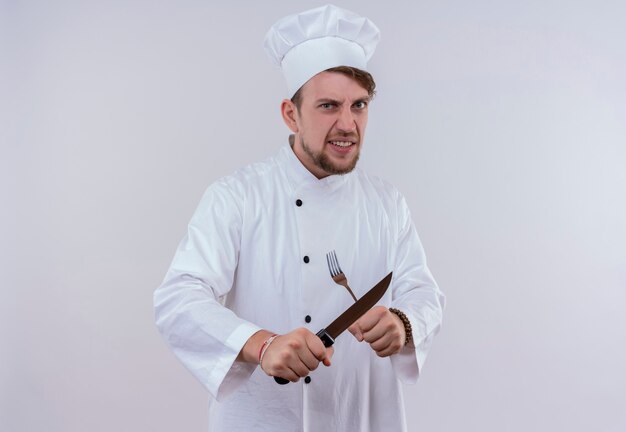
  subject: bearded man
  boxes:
[154,5,445,431]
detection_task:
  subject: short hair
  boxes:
[290,66,377,110]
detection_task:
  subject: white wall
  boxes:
[2,1,625,431]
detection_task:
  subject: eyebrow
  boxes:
[315,96,371,105]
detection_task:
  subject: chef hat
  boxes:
[264,4,380,97]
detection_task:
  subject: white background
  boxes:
[2,1,625,431]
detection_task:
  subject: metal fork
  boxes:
[326,250,357,302]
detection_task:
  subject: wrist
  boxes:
[237,329,275,363]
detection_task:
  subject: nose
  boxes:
[335,105,356,133]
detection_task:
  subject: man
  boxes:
[154,5,445,431]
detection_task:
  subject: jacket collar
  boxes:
[278,143,351,192]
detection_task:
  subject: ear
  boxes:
[281,99,299,133]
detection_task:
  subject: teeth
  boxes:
[330,141,353,147]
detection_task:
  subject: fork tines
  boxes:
[326,250,343,277]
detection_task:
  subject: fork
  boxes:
[326,250,358,302]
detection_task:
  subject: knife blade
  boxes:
[274,271,393,384]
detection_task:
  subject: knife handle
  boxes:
[315,328,335,348]
[274,376,289,384]
[273,328,336,385]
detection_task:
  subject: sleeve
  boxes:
[153,180,261,401]
[389,192,446,384]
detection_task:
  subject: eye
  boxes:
[320,103,336,109]
[353,101,368,109]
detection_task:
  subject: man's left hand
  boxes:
[348,306,405,357]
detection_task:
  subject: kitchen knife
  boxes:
[274,271,393,385]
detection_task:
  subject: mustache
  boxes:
[326,133,359,142]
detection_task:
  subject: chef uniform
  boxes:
[154,5,445,432]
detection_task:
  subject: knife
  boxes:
[274,271,393,385]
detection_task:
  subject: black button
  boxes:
[304,376,311,384]
[296,199,302,207]
[305,315,311,323]
[303,256,310,263]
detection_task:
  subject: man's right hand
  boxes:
[259,328,333,382]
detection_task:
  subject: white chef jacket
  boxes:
[154,144,445,432]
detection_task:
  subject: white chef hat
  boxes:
[264,4,380,97]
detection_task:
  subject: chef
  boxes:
[154,4,445,431]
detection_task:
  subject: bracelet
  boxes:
[258,334,279,371]
[389,308,413,346]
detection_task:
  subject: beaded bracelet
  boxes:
[389,308,413,346]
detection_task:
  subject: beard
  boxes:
[299,136,360,176]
